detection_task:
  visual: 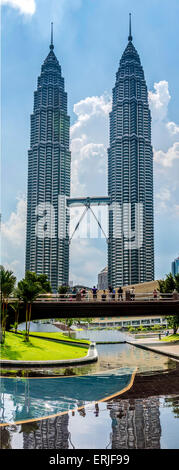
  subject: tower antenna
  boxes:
[128,13,133,41]
[50,22,54,49]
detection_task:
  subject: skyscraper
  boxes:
[108,15,154,287]
[171,257,179,276]
[25,25,71,291]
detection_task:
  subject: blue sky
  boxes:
[1,0,179,286]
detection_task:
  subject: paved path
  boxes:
[128,338,179,360]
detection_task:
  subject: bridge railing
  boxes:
[8,292,179,303]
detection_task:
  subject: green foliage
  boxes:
[158,279,166,293]
[17,271,50,341]
[166,315,179,334]
[0,266,16,343]
[165,273,176,293]
[175,274,179,292]
[128,326,135,332]
[158,272,179,294]
[37,274,52,293]
[58,285,68,295]
[0,265,16,299]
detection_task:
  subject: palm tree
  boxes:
[0,266,16,343]
[17,272,42,341]
[10,287,22,333]
[17,271,52,341]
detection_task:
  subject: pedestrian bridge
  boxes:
[7,296,179,328]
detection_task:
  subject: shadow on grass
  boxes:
[1,344,21,360]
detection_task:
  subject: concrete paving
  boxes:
[127,337,179,360]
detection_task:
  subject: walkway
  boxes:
[128,337,179,360]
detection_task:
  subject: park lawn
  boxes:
[21,331,90,344]
[0,332,88,361]
[161,334,179,342]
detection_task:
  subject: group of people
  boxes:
[92,285,126,301]
[69,285,136,301]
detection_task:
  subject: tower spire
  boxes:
[50,22,54,50]
[128,13,133,41]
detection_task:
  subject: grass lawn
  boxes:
[0,332,88,361]
[25,331,90,344]
[161,334,179,342]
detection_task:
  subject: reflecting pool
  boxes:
[1,327,179,449]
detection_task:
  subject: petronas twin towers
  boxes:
[26,17,154,291]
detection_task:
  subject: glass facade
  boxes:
[171,258,179,276]
[25,33,71,291]
[108,22,154,287]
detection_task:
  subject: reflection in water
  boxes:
[1,343,176,379]
[107,398,161,449]
[1,333,179,449]
[0,369,135,424]
[1,396,179,449]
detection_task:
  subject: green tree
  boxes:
[17,271,42,341]
[175,274,179,293]
[60,317,75,336]
[0,266,16,343]
[165,273,176,293]
[158,279,166,293]
[58,285,68,299]
[37,274,52,293]
[165,315,179,335]
[158,273,176,295]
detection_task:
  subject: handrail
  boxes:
[8,291,179,303]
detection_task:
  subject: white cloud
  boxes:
[70,93,110,198]
[71,93,112,137]
[71,136,107,196]
[1,197,26,281]
[154,142,179,167]
[166,121,179,135]
[1,0,36,15]
[148,80,171,121]
[1,197,26,246]
[156,188,171,202]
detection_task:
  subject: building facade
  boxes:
[98,266,108,290]
[171,257,179,276]
[25,26,71,291]
[108,16,154,287]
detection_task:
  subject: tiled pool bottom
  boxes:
[1,394,179,449]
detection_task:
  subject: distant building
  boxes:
[98,267,108,290]
[171,257,179,276]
